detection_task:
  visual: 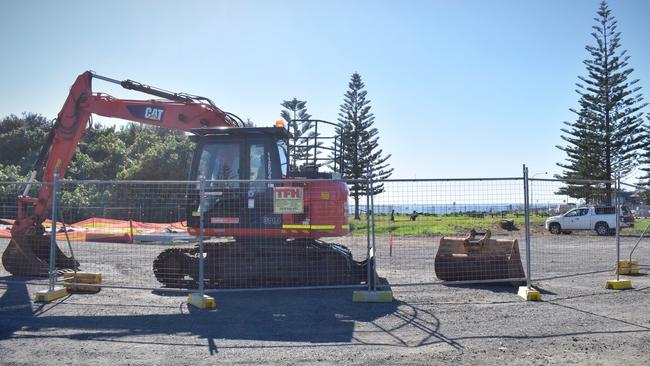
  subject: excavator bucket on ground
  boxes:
[2,225,79,277]
[434,229,525,283]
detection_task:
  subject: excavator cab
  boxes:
[184,124,349,239]
[186,127,289,234]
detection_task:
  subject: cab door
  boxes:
[190,140,243,230]
[241,139,282,231]
[573,208,591,229]
[562,209,581,230]
[563,208,590,230]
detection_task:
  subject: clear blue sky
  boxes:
[1,0,649,179]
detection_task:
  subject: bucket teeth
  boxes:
[2,238,49,277]
[434,229,525,282]
[2,233,79,278]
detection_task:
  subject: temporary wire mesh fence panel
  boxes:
[369,178,527,286]
[528,178,621,285]
[54,180,195,290]
[3,175,643,294]
[0,178,371,291]
[0,181,51,284]
[619,182,650,274]
[188,178,369,289]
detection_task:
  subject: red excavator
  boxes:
[2,71,367,288]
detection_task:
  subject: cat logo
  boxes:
[127,105,165,123]
[144,107,164,121]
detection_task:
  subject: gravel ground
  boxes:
[1,235,649,365]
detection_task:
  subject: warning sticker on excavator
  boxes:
[210,217,240,224]
[273,187,304,214]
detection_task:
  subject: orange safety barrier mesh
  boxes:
[0,218,189,242]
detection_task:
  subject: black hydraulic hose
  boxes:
[224,112,245,127]
[92,72,244,127]
[32,122,56,172]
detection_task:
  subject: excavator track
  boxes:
[152,247,199,289]
[152,238,368,289]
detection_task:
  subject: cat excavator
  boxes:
[2,71,367,288]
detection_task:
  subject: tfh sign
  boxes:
[273,187,304,214]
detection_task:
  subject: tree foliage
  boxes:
[0,113,196,221]
[337,72,393,220]
[556,1,647,203]
[637,114,650,202]
[116,126,194,181]
[281,98,316,170]
[0,113,50,173]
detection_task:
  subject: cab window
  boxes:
[565,208,588,217]
[197,142,240,188]
[277,140,288,177]
[249,143,266,180]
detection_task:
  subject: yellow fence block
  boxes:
[353,289,393,302]
[187,293,217,309]
[34,287,68,303]
[617,260,640,275]
[63,272,102,293]
[605,279,632,290]
[518,286,542,301]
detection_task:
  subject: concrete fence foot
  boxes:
[518,286,542,301]
[605,279,632,290]
[187,293,216,309]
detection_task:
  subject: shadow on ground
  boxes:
[442,282,524,294]
[0,278,398,351]
[3,277,650,355]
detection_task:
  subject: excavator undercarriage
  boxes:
[153,238,368,289]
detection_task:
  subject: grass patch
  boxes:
[348,213,548,237]
[623,218,650,235]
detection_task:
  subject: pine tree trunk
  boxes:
[354,194,360,221]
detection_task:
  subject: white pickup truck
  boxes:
[545,206,634,236]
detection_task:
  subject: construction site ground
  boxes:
[1,236,649,365]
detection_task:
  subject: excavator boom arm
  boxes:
[13,71,238,234]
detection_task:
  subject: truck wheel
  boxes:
[549,223,561,235]
[595,222,609,236]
